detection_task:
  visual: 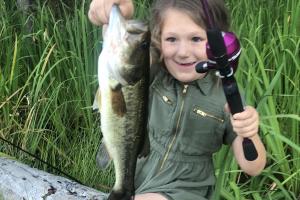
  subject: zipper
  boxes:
[158,85,188,171]
[193,108,224,123]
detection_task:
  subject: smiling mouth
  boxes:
[176,61,197,67]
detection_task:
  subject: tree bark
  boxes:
[0,157,107,200]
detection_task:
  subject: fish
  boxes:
[93,4,150,200]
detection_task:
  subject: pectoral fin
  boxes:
[96,139,112,169]
[110,84,126,117]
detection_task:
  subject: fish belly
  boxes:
[101,84,145,200]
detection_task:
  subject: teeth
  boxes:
[180,62,195,65]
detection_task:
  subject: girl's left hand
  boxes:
[225,104,259,138]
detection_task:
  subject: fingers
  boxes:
[224,103,230,113]
[231,119,258,138]
[232,106,257,120]
[230,106,259,138]
[232,108,258,127]
[88,0,109,25]
[119,1,134,19]
[88,0,134,26]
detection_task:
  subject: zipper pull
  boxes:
[163,95,172,105]
[194,108,207,117]
[193,108,224,123]
[183,85,188,94]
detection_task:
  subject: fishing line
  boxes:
[0,136,84,185]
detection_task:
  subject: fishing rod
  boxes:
[196,0,258,161]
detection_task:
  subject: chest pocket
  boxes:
[179,103,225,155]
[148,85,175,136]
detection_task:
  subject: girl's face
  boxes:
[161,8,207,82]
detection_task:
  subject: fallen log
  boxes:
[0,157,107,200]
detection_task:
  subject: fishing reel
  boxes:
[196,0,258,162]
[195,31,241,78]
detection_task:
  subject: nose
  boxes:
[177,41,190,58]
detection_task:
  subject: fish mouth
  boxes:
[107,4,126,40]
[101,4,149,87]
[109,4,125,26]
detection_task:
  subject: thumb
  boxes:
[119,1,134,20]
[224,103,231,113]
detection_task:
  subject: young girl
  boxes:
[89,0,267,199]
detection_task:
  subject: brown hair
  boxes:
[150,0,230,57]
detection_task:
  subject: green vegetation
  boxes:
[0,0,299,199]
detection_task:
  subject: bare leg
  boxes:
[135,193,168,200]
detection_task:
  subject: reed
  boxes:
[214,0,300,199]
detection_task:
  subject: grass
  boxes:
[214,0,300,199]
[0,0,299,199]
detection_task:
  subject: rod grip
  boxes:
[222,78,258,161]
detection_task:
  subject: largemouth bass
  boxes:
[93,4,150,200]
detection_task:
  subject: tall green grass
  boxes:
[214,0,300,199]
[0,0,113,189]
[0,0,299,199]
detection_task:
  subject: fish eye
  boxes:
[127,29,143,35]
[126,21,148,34]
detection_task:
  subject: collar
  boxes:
[154,67,217,96]
[194,71,217,96]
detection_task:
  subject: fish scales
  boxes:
[94,4,150,200]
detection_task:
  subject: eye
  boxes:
[191,36,203,42]
[165,37,176,42]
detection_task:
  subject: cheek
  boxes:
[161,42,175,58]
[195,41,208,60]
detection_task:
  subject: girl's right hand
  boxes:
[88,0,134,26]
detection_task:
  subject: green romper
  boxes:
[134,68,237,200]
